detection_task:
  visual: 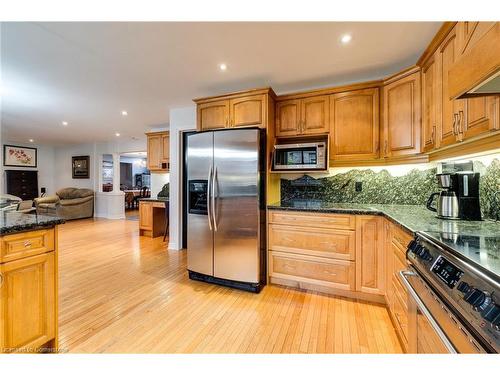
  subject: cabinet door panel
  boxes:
[161,134,169,163]
[230,95,265,128]
[147,135,162,170]
[301,95,329,134]
[422,56,438,152]
[439,29,462,147]
[275,100,301,136]
[355,216,384,295]
[462,96,499,139]
[139,202,152,230]
[0,252,55,351]
[383,72,421,157]
[330,88,379,161]
[197,100,229,130]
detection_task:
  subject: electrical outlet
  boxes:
[355,181,362,192]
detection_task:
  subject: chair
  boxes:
[17,200,36,214]
[133,187,150,207]
[163,200,170,242]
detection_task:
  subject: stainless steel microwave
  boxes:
[272,141,327,171]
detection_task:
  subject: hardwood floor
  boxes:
[57,218,403,353]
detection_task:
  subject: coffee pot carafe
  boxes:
[426,173,460,219]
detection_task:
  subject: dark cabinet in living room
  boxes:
[5,170,39,200]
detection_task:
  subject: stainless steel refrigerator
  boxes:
[186,128,266,292]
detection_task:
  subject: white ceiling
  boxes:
[1,22,441,145]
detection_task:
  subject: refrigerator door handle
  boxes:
[212,166,218,232]
[207,165,213,231]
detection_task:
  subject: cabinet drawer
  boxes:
[392,287,409,343]
[391,225,413,250]
[269,224,355,261]
[1,229,55,263]
[269,251,355,291]
[268,210,355,230]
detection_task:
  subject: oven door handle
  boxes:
[399,270,458,354]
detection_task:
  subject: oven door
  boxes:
[400,269,485,354]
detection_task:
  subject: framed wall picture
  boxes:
[3,145,38,168]
[72,155,90,179]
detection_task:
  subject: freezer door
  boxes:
[187,131,214,276]
[213,129,260,283]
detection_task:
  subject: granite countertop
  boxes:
[0,212,65,235]
[268,200,500,239]
[138,197,169,203]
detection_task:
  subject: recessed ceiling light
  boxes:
[121,110,128,116]
[115,132,121,137]
[340,34,352,44]
[29,139,34,143]
[62,121,68,126]
[219,63,227,71]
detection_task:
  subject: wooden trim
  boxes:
[145,130,169,136]
[329,154,429,168]
[193,87,276,104]
[417,22,457,66]
[275,80,383,101]
[427,131,500,161]
[383,65,421,85]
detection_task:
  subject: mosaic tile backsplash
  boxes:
[280,159,500,220]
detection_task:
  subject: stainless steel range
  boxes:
[400,231,499,353]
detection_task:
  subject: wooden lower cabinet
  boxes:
[139,201,167,238]
[0,228,58,353]
[268,211,385,302]
[355,216,385,295]
[268,210,414,351]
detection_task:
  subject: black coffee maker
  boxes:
[455,171,482,220]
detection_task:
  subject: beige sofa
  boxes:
[35,188,94,220]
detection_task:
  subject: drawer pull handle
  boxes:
[24,241,32,248]
[0,273,3,288]
[323,270,336,276]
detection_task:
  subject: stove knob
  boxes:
[457,281,471,294]
[464,288,487,309]
[407,240,419,254]
[481,303,500,326]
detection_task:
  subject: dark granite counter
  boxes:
[138,197,169,203]
[268,200,500,237]
[0,212,65,235]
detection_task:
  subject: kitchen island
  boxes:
[138,197,169,238]
[0,212,64,353]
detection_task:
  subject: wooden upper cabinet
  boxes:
[356,216,385,295]
[382,70,421,158]
[276,100,301,136]
[421,55,439,152]
[197,100,229,130]
[0,252,56,351]
[147,131,169,172]
[461,96,499,140]
[275,95,329,137]
[301,95,329,135]
[456,22,496,57]
[195,88,274,132]
[229,95,265,128]
[147,134,162,170]
[330,88,379,161]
